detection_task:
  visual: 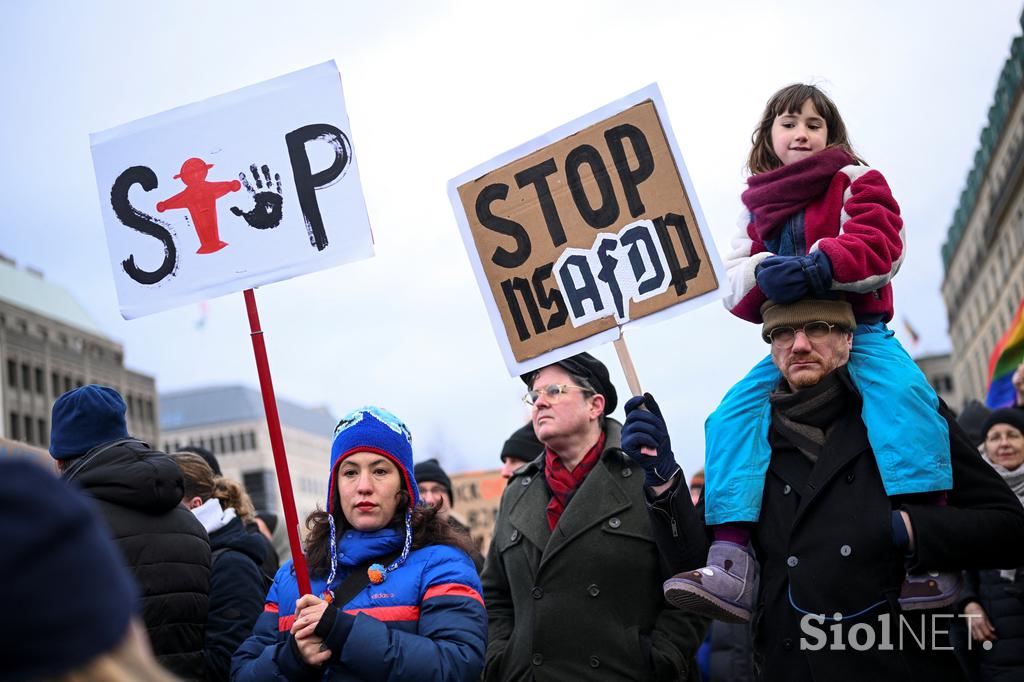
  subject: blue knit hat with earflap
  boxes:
[325,407,417,587]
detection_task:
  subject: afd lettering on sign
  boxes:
[554,219,671,327]
[91,61,374,320]
[450,84,724,375]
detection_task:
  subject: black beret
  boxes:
[520,352,618,414]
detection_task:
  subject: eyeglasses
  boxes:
[522,384,591,406]
[765,321,843,348]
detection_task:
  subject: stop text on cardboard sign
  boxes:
[473,123,703,341]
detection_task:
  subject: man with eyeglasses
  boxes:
[480,352,707,681]
[621,299,1024,681]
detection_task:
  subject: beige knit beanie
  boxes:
[760,299,856,343]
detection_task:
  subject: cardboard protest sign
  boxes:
[449,84,724,375]
[91,61,373,319]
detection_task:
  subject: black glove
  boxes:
[621,393,681,487]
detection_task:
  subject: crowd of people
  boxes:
[5,82,1024,682]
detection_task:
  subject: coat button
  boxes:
[531,586,544,599]
[846,473,855,484]
[783,638,794,651]
[532,654,543,666]
[590,656,601,668]
[787,555,799,567]
[622,467,632,478]
[840,544,852,557]
[783,484,792,495]
[510,529,519,542]
[522,476,532,486]
[608,517,621,529]
[588,584,600,597]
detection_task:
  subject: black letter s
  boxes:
[110,166,176,285]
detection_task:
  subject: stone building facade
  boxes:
[941,14,1024,405]
[0,256,158,449]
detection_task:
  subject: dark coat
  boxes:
[959,567,1024,681]
[205,516,268,682]
[63,438,211,680]
[648,376,1024,682]
[481,421,707,681]
[708,620,755,682]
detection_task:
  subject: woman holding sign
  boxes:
[231,407,486,681]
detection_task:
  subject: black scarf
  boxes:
[769,366,858,463]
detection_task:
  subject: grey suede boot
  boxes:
[663,540,756,623]
[898,570,963,611]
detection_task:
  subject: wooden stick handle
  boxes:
[614,333,643,397]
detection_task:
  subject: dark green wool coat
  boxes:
[481,420,707,681]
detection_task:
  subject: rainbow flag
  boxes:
[986,295,1024,408]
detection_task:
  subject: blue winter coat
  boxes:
[230,527,486,681]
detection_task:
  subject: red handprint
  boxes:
[157,157,241,254]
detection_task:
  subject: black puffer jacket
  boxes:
[959,567,1024,681]
[63,438,210,680]
[205,515,267,682]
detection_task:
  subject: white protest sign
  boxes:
[91,61,373,319]
[448,84,725,377]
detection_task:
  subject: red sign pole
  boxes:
[243,288,313,596]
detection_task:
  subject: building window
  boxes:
[21,363,30,391]
[145,400,154,424]
[219,435,227,453]
[228,434,237,452]
[242,470,277,512]
[9,412,19,441]
[23,415,34,445]
[63,375,72,393]
[247,431,257,449]
[6,360,15,388]
[37,419,47,446]
[51,371,60,397]
[74,378,83,389]
[34,367,44,394]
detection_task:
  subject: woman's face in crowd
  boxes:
[336,451,402,531]
[985,423,1024,471]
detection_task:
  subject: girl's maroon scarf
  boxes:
[741,147,854,241]
[544,432,605,530]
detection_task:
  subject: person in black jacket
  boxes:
[50,384,210,681]
[622,300,1024,682]
[957,408,1024,681]
[174,452,268,682]
[414,457,485,572]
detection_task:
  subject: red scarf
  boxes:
[544,432,606,530]
[741,147,853,241]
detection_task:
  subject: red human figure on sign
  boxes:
[157,157,241,254]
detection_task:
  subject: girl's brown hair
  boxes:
[747,83,866,174]
[172,452,255,522]
[304,488,475,579]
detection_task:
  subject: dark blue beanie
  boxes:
[0,458,136,681]
[328,406,419,515]
[50,384,130,459]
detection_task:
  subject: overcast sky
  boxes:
[1,1,1020,478]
